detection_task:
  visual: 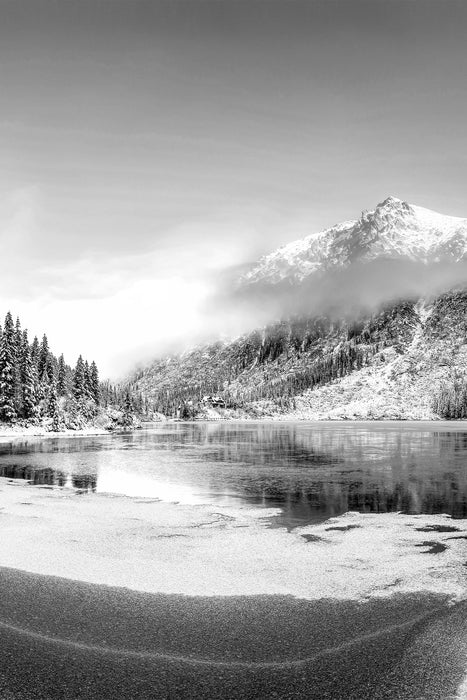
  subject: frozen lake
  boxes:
[1,421,467,528]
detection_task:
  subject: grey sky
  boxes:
[1,0,467,375]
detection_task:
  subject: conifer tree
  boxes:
[0,312,17,422]
[13,317,23,416]
[84,360,92,399]
[35,379,46,405]
[20,331,36,420]
[47,378,61,431]
[46,356,55,383]
[73,355,85,401]
[38,369,50,409]
[31,336,40,368]
[14,317,22,348]
[90,361,99,405]
[51,406,62,432]
[38,335,50,381]
[57,354,67,396]
[122,391,133,426]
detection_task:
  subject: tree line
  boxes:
[0,311,100,428]
[432,380,467,420]
[126,301,418,419]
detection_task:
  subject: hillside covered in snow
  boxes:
[241,196,467,285]
[128,197,467,421]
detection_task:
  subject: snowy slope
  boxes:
[243,197,467,285]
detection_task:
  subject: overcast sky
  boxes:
[1,0,467,377]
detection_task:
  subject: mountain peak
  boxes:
[377,195,404,207]
[372,196,412,219]
[242,198,467,286]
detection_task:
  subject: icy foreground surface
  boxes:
[1,478,466,602]
[243,196,467,285]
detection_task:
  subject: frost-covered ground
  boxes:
[1,477,466,603]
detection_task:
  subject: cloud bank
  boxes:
[208,258,467,332]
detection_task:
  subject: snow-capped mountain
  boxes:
[129,196,467,423]
[242,196,467,285]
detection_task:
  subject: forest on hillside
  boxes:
[0,311,142,430]
[128,301,419,418]
[126,292,467,421]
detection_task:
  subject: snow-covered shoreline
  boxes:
[1,476,466,602]
[0,425,110,441]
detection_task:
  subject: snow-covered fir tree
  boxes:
[20,330,36,420]
[0,312,17,422]
[38,334,50,381]
[57,354,67,396]
[90,361,99,405]
[73,355,85,401]
[47,378,62,431]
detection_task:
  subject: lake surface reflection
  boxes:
[1,421,467,528]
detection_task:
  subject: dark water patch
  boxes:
[415,525,460,533]
[325,524,362,532]
[301,534,323,543]
[415,541,448,554]
[0,464,68,487]
[72,474,97,493]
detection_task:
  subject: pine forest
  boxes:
[0,311,138,431]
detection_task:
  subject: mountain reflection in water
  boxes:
[0,422,466,527]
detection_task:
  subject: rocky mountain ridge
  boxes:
[242,197,467,285]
